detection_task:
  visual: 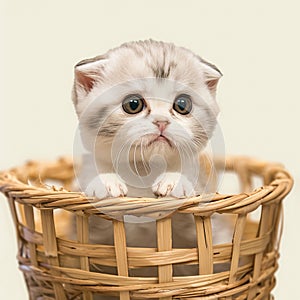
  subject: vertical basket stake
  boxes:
[41,209,67,300]
[194,215,214,275]
[247,205,271,299]
[113,219,130,300]
[76,213,92,300]
[157,217,173,300]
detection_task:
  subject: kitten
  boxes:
[73,40,221,198]
[72,40,232,280]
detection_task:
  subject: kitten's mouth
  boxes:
[147,134,173,148]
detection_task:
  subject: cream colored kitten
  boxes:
[73,40,221,198]
[72,41,232,282]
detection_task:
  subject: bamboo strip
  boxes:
[229,214,247,283]
[195,215,213,275]
[113,219,130,300]
[40,210,67,300]
[157,217,173,300]
[76,214,92,300]
[247,205,270,300]
[24,205,38,266]
[7,197,22,247]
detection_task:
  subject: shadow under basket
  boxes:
[0,156,293,300]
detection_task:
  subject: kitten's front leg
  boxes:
[152,172,195,198]
[85,173,128,198]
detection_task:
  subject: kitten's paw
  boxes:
[152,172,195,198]
[85,173,128,198]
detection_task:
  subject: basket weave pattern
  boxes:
[0,156,293,300]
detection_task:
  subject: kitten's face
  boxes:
[73,40,222,160]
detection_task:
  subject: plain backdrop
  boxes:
[0,1,299,299]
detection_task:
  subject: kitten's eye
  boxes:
[122,94,145,114]
[173,94,192,115]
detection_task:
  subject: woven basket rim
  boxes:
[0,155,293,218]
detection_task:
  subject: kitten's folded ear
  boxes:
[73,55,107,106]
[199,58,223,96]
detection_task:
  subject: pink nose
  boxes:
[153,120,169,132]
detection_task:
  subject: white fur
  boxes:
[152,172,196,197]
[85,173,128,198]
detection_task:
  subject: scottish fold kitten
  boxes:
[72,41,232,282]
[73,40,221,198]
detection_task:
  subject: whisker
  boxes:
[140,137,150,174]
[133,141,140,177]
[113,136,138,174]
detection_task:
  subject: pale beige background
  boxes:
[0,0,299,299]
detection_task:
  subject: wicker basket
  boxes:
[0,156,293,300]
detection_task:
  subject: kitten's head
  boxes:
[73,40,222,160]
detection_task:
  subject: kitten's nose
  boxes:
[153,120,170,132]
